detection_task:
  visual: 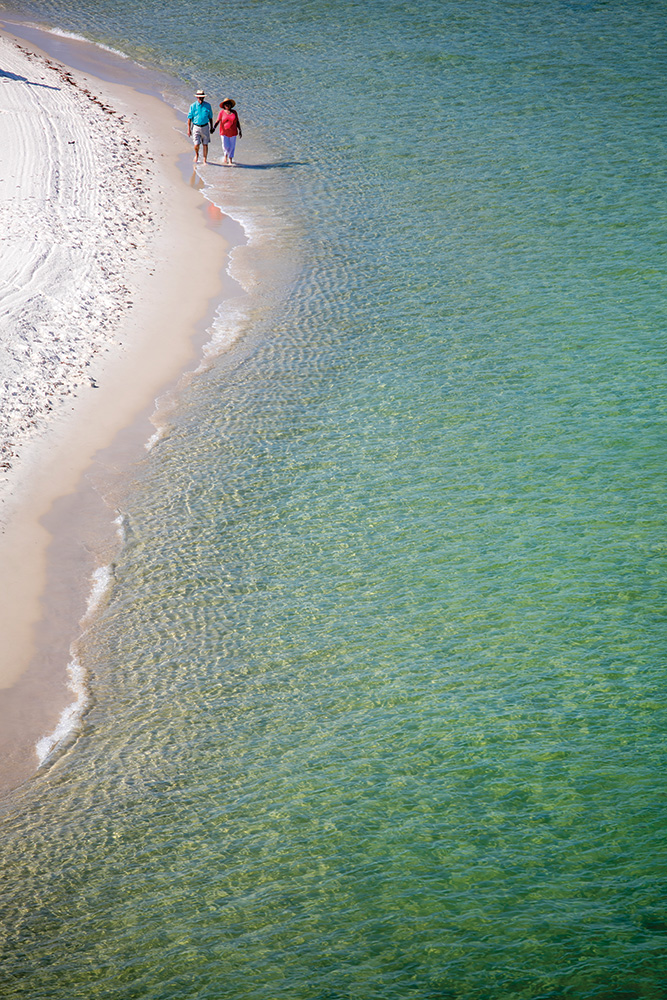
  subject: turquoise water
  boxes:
[2,1,667,997]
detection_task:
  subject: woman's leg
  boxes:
[222,135,236,163]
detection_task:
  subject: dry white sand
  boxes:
[0,35,155,491]
[0,27,232,789]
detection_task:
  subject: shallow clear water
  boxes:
[1,1,666,997]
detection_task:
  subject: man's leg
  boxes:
[193,139,201,162]
[203,142,209,164]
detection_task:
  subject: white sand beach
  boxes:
[0,26,232,790]
[0,35,154,493]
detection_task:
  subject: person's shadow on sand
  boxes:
[208,161,309,170]
[0,69,60,90]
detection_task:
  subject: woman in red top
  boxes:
[214,98,242,166]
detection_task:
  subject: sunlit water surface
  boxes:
[1,1,666,997]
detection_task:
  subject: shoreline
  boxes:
[0,24,242,793]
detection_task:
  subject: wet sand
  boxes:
[0,24,238,792]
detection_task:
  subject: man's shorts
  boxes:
[192,123,210,145]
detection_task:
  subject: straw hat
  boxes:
[221,97,236,108]
[195,89,206,97]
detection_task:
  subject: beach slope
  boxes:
[0,28,228,790]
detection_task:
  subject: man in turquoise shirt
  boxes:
[188,89,213,164]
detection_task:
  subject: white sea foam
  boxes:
[35,652,88,765]
[85,564,113,619]
[1,19,131,59]
[196,298,251,372]
[114,513,128,544]
[145,423,169,452]
[47,26,130,58]
[34,563,113,766]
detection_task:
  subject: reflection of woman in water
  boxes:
[214,98,242,166]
